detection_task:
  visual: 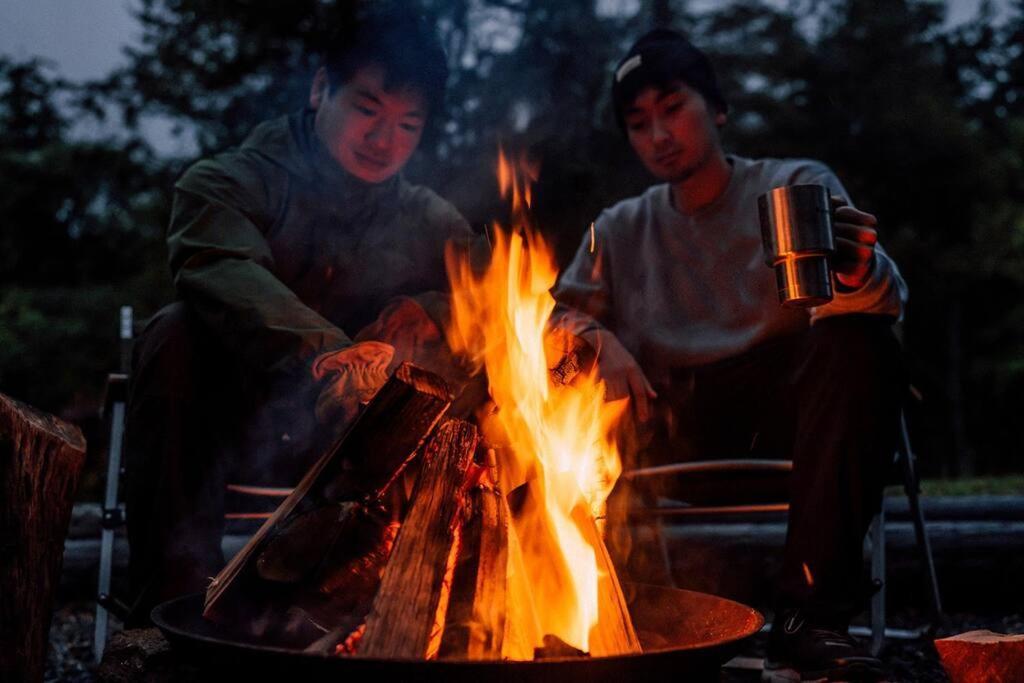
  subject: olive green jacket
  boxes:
[167,111,473,379]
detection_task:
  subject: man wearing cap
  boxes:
[553,29,907,681]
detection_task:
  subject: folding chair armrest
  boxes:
[623,458,793,480]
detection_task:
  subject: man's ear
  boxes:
[309,67,329,110]
[714,110,727,127]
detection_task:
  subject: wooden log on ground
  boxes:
[204,362,452,621]
[935,630,1024,683]
[438,452,508,660]
[0,392,87,683]
[358,419,478,659]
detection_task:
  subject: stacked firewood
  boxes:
[203,362,639,660]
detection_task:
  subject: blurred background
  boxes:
[1,0,1021,497]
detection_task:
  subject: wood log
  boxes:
[358,419,478,659]
[574,507,642,656]
[501,496,544,660]
[204,362,451,620]
[505,481,640,658]
[935,630,1024,683]
[437,453,508,659]
[0,392,87,683]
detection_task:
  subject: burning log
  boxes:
[358,419,479,659]
[437,449,509,659]
[502,504,544,659]
[575,508,642,656]
[0,392,87,683]
[204,362,452,623]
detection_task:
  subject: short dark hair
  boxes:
[611,29,727,130]
[323,4,448,120]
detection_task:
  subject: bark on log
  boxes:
[438,456,508,659]
[204,362,451,620]
[358,419,478,659]
[935,630,1024,683]
[0,392,87,683]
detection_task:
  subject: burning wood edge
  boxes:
[203,362,452,622]
[437,449,508,659]
[358,419,478,659]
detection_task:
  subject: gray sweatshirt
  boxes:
[553,156,908,384]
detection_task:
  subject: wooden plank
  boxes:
[204,362,451,620]
[358,419,478,659]
[0,392,87,683]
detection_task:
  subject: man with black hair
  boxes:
[124,7,472,623]
[554,29,907,681]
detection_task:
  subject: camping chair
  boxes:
[93,306,293,661]
[622,407,943,657]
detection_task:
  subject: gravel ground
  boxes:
[45,599,1022,682]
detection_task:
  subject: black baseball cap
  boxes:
[612,29,727,129]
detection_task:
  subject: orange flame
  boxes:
[444,148,626,654]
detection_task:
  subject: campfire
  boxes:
[201,150,640,661]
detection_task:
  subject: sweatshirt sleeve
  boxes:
[167,156,352,377]
[550,214,615,336]
[788,161,908,323]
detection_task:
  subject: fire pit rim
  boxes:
[151,582,764,666]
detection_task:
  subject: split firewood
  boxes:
[204,362,452,622]
[358,419,479,659]
[573,506,642,656]
[545,328,596,387]
[501,494,544,660]
[935,630,1024,683]
[0,392,87,683]
[437,450,508,659]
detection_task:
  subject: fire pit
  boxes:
[153,583,763,682]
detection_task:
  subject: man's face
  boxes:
[311,64,426,184]
[623,82,726,184]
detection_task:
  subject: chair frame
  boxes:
[623,413,943,657]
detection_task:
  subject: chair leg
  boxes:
[869,511,886,657]
[95,398,126,663]
[897,414,943,624]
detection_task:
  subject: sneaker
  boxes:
[762,610,885,682]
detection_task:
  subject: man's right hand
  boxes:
[579,328,657,423]
[312,341,395,427]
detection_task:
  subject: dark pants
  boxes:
[123,302,321,625]
[643,314,904,620]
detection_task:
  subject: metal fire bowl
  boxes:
[152,583,763,682]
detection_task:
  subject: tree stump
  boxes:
[0,392,87,683]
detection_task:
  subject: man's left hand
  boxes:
[831,195,879,290]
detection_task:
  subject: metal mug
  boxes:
[757,184,835,307]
